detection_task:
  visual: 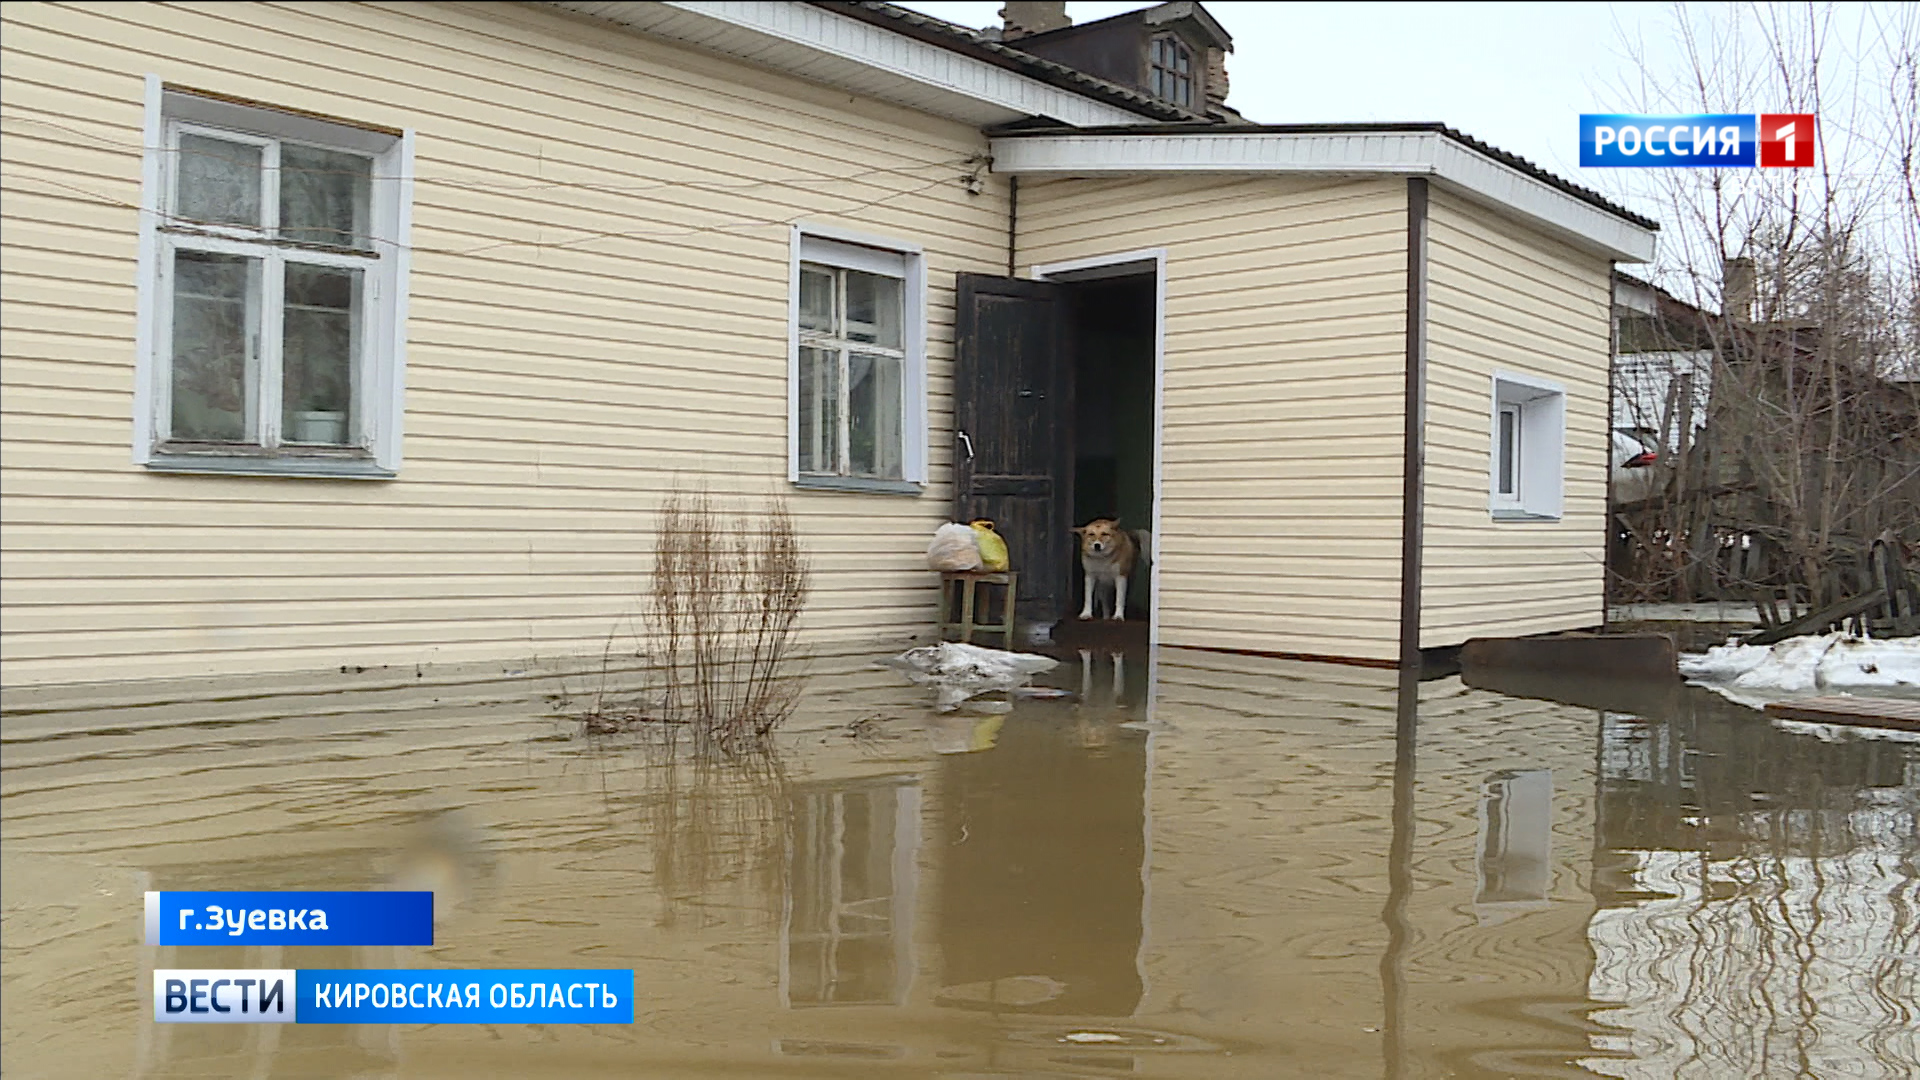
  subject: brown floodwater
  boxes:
[3,647,1916,1079]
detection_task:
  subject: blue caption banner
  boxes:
[297,969,635,1024]
[153,969,635,1023]
[145,891,433,946]
[1580,114,1755,167]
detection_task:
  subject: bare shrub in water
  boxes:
[598,487,811,755]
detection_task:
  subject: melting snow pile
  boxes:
[1678,632,1920,709]
[880,642,1059,711]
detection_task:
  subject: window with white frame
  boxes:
[791,231,925,490]
[1489,372,1566,520]
[138,85,410,476]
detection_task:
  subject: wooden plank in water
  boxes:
[1460,633,1677,680]
[1764,695,1920,732]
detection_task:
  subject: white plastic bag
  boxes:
[927,522,983,571]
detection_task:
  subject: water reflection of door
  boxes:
[782,779,920,1007]
[936,718,1147,1016]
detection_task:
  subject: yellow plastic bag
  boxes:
[969,519,1010,571]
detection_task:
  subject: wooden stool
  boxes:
[937,571,1018,647]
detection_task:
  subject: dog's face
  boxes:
[1073,518,1126,558]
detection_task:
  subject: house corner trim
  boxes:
[1398,177,1430,670]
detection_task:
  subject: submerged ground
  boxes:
[2,647,1915,1078]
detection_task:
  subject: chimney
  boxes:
[1723,257,1755,322]
[1000,1,1070,40]
[1205,47,1230,110]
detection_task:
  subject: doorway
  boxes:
[952,253,1162,642]
[1064,274,1156,630]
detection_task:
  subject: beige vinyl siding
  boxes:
[1420,188,1613,647]
[1018,175,1409,662]
[0,1,1009,688]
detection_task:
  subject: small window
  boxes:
[137,85,410,477]
[791,231,926,492]
[1489,373,1566,520]
[1148,35,1194,108]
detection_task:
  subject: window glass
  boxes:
[848,352,903,480]
[176,133,262,229]
[799,265,835,334]
[798,344,840,475]
[169,251,259,442]
[1497,406,1520,496]
[280,144,372,249]
[1149,36,1194,107]
[844,270,902,349]
[281,263,362,444]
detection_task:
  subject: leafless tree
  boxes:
[1607,3,1920,615]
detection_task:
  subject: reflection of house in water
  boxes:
[767,683,1154,1073]
[1474,768,1553,920]
[782,779,919,1008]
[1393,679,1602,1075]
[22,644,1917,1078]
[1587,702,1920,1078]
[934,714,1148,1017]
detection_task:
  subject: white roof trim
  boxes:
[544,1,1152,128]
[990,131,1658,263]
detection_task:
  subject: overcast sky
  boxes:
[894,2,1905,229]
[898,2,1665,175]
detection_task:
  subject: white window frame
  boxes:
[133,77,413,478]
[1488,371,1565,520]
[787,225,927,494]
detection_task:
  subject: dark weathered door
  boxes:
[953,274,1071,623]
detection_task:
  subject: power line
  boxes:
[11,169,973,259]
[0,113,984,196]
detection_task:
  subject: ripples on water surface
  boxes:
[2,649,1916,1078]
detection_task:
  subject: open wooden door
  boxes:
[953,274,1072,626]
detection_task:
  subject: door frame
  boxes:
[1027,247,1168,655]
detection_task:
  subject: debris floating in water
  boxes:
[879,642,1059,711]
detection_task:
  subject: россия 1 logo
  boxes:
[1580,114,1814,168]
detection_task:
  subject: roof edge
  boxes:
[988,127,1659,262]
[990,121,1657,233]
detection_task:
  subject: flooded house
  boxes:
[0,0,1660,696]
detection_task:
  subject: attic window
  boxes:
[1148,35,1193,107]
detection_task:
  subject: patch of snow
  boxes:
[1679,632,1920,709]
